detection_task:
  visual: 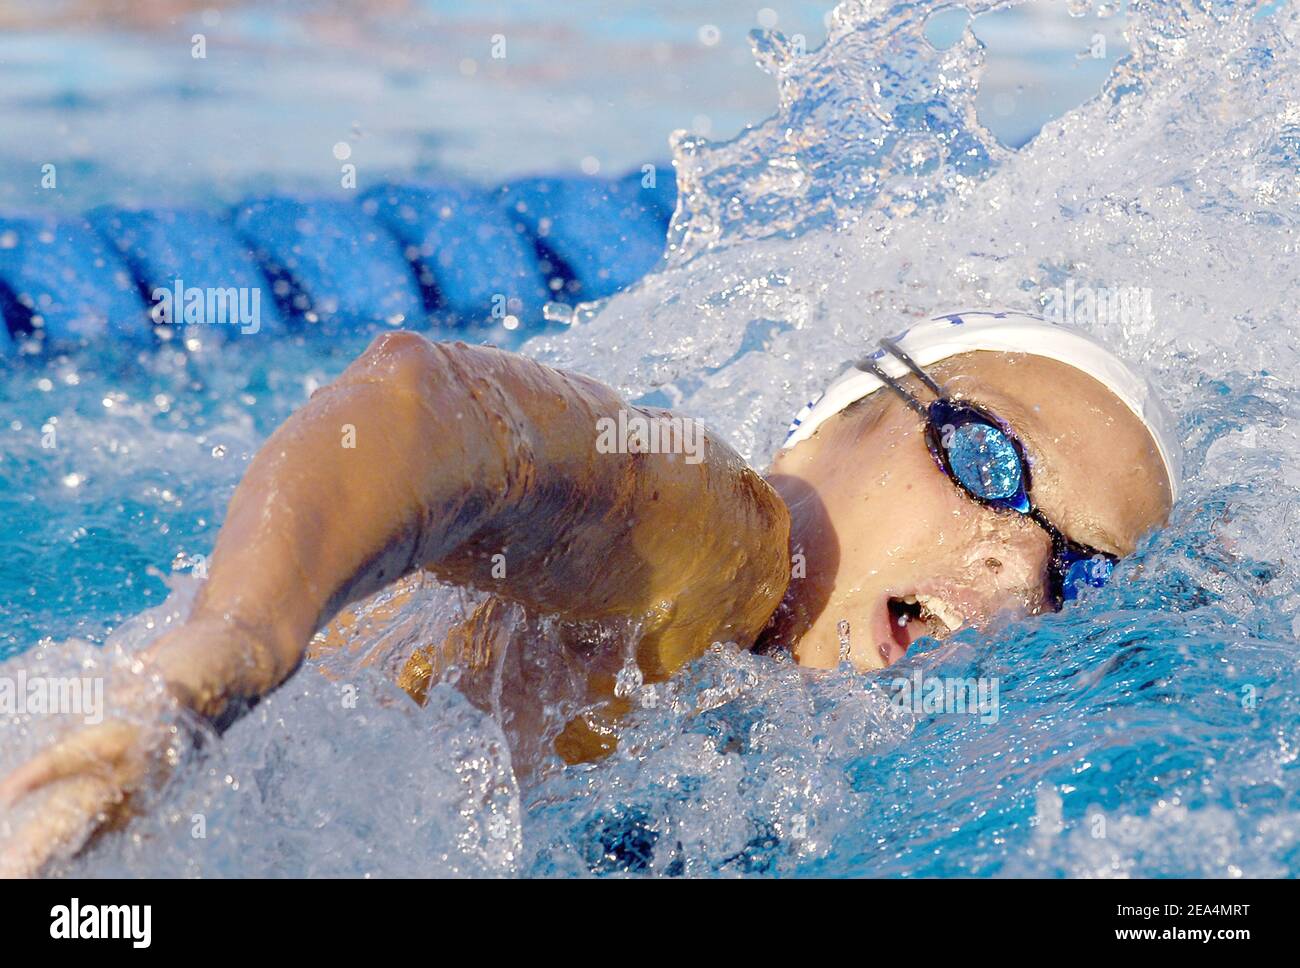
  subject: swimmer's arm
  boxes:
[148,331,791,726]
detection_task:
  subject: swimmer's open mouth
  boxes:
[884,593,964,661]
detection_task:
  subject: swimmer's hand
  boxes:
[0,714,173,878]
[0,618,258,878]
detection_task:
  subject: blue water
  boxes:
[3,0,1300,877]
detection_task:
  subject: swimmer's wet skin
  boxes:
[0,314,1174,876]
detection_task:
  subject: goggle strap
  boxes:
[879,337,948,398]
[856,357,930,417]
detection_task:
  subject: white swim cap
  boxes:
[782,309,1181,502]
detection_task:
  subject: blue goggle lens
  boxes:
[925,399,1115,610]
[1059,553,1114,603]
[947,421,1023,502]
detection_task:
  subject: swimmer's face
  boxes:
[766,351,1174,671]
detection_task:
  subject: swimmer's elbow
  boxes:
[348,331,519,422]
[350,329,452,397]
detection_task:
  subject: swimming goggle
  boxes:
[862,337,1117,609]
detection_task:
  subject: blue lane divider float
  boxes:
[500,166,677,302]
[0,165,675,355]
[90,206,291,340]
[363,182,550,326]
[0,217,150,355]
[234,196,425,333]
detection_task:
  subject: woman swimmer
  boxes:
[0,310,1178,875]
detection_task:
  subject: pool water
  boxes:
[3,0,1300,877]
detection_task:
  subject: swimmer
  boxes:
[0,310,1177,875]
